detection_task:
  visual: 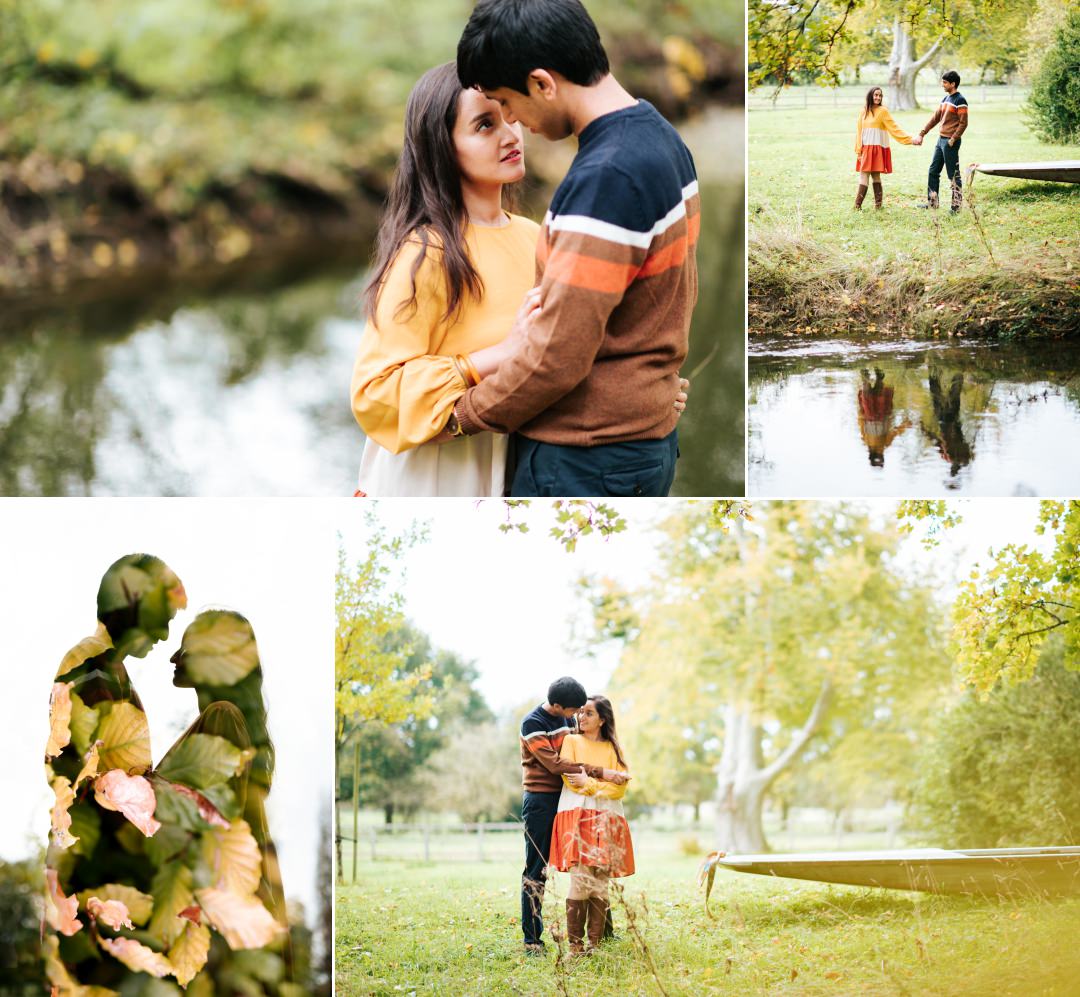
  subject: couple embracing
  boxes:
[518,677,635,956]
[350,0,700,498]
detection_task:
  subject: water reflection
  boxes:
[1,184,743,496]
[749,339,1080,496]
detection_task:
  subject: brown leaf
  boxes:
[98,937,171,978]
[45,869,82,937]
[87,897,135,931]
[46,682,74,758]
[195,887,286,950]
[94,770,161,837]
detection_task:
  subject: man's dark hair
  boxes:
[942,70,961,86]
[548,676,588,708]
[457,0,609,95]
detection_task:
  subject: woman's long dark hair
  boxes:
[364,62,514,326]
[862,86,884,121]
[589,695,627,769]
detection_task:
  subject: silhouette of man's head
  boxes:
[96,554,187,657]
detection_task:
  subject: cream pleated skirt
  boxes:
[356,433,507,497]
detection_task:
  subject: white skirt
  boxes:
[356,433,507,497]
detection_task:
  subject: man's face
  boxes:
[483,81,573,141]
[549,704,579,719]
[941,78,957,94]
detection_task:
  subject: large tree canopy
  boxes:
[589,502,949,852]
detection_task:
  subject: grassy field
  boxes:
[337,856,1080,996]
[748,101,1079,337]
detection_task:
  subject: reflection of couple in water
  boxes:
[44,555,290,993]
[519,677,634,957]
[856,366,973,475]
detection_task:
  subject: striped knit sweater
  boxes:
[454,100,700,445]
[920,91,969,141]
[520,704,605,794]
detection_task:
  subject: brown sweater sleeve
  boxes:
[920,105,943,138]
[529,740,604,780]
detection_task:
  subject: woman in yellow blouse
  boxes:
[351,63,687,496]
[854,86,921,210]
[550,695,635,954]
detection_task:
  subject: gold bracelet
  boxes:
[450,356,470,389]
[455,353,482,388]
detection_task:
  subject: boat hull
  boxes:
[718,847,1080,897]
[972,161,1080,184]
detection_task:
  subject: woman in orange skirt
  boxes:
[550,695,635,954]
[855,86,920,209]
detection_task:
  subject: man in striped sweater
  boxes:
[518,677,628,954]
[449,0,700,497]
[918,70,970,213]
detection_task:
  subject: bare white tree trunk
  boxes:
[714,680,832,854]
[886,15,945,110]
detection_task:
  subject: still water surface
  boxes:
[1,183,742,497]
[748,337,1080,496]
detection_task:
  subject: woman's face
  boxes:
[452,88,525,190]
[872,89,883,105]
[577,700,603,735]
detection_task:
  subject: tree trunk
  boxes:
[886,15,944,110]
[693,801,701,824]
[384,801,394,825]
[714,680,832,854]
[334,797,343,883]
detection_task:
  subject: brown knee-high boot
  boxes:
[586,896,608,951]
[565,899,586,955]
[854,184,868,210]
[873,182,883,209]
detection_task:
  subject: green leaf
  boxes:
[179,611,260,686]
[147,863,194,948]
[68,802,101,859]
[156,733,252,790]
[76,883,154,926]
[69,691,100,756]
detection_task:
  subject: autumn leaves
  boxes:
[43,556,287,993]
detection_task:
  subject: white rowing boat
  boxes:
[717,846,1080,897]
[970,161,1080,184]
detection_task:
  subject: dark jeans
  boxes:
[927,136,962,198]
[521,791,560,945]
[510,429,679,497]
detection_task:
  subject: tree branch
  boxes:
[759,677,832,788]
[911,33,946,75]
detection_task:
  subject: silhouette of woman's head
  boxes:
[96,554,186,657]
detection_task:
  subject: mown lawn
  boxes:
[748,102,1079,273]
[336,856,1080,996]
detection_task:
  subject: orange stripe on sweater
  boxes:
[524,737,553,753]
[639,234,689,277]
[545,249,638,294]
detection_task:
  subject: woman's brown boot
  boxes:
[565,899,586,955]
[586,897,608,951]
[854,184,868,210]
[873,182,884,209]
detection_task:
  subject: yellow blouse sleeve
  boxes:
[350,240,468,454]
[879,108,912,145]
[855,112,863,154]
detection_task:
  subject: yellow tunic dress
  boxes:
[855,105,913,174]
[550,734,635,877]
[350,213,540,496]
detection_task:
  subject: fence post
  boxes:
[477,823,485,862]
[351,741,360,884]
[369,826,377,862]
[424,825,430,863]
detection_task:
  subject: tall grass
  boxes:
[337,857,1080,996]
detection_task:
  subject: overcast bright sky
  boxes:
[1,499,334,928]
[337,498,1051,716]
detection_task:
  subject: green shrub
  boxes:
[1025,6,1080,143]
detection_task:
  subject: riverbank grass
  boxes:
[337,857,1080,996]
[748,102,1079,336]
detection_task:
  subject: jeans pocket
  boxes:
[600,461,667,497]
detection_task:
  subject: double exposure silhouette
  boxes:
[44,557,290,995]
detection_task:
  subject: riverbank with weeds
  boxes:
[750,227,1079,339]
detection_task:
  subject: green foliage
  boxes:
[0,858,44,992]
[1025,5,1080,143]
[422,722,522,823]
[909,643,1080,846]
[952,500,1080,692]
[335,517,433,745]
